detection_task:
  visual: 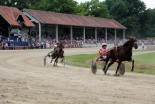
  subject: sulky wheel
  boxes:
[44,57,46,66]
[118,63,125,76]
[91,60,97,75]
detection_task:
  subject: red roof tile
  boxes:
[0,6,35,27]
[24,9,126,29]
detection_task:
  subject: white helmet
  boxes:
[102,43,107,46]
[54,44,57,47]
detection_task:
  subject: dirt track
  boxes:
[0,48,155,104]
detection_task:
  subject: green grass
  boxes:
[133,52,155,64]
[66,52,155,75]
[132,52,155,74]
[65,54,98,68]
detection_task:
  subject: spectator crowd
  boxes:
[1,31,155,50]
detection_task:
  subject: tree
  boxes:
[30,0,78,14]
[89,0,111,18]
[105,0,146,36]
[76,2,90,16]
[139,9,155,37]
[0,0,40,10]
[76,0,111,18]
[105,0,128,20]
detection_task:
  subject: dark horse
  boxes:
[51,42,64,66]
[103,37,138,76]
[44,42,64,66]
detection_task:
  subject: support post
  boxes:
[105,28,107,43]
[8,26,11,37]
[114,29,117,46]
[56,25,58,42]
[123,29,126,40]
[70,26,73,45]
[95,27,97,47]
[83,27,86,45]
[39,23,42,42]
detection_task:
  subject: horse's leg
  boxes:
[56,57,59,66]
[104,59,115,75]
[50,57,54,63]
[127,58,134,72]
[61,56,64,63]
[47,52,51,57]
[102,58,109,72]
[53,59,56,66]
[54,57,58,66]
[115,61,122,76]
[131,59,134,72]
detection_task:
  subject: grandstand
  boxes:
[0,6,128,50]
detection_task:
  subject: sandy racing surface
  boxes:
[0,48,155,104]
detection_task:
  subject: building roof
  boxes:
[0,6,35,27]
[23,9,127,29]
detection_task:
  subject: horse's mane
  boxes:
[123,37,136,47]
[123,40,131,47]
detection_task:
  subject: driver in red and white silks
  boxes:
[98,43,108,60]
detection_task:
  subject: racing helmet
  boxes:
[54,44,57,47]
[102,43,107,46]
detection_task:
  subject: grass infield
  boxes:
[66,52,155,75]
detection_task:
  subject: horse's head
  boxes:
[129,37,138,49]
[123,37,138,49]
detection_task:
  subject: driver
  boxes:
[51,42,59,53]
[98,43,108,60]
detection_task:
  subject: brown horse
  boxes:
[50,42,65,66]
[103,37,138,76]
[44,42,64,66]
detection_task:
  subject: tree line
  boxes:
[1,0,155,38]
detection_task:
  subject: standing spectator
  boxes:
[0,34,2,41]
[4,42,8,49]
[142,42,144,50]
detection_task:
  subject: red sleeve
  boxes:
[98,48,102,55]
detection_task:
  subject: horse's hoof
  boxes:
[113,74,117,76]
[104,71,107,75]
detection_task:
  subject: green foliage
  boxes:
[76,2,90,16]
[76,0,111,18]
[105,0,146,36]
[30,0,78,14]
[139,9,155,37]
[106,0,128,20]
[0,0,40,10]
[0,0,155,37]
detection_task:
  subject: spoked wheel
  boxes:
[118,63,125,76]
[91,60,97,75]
